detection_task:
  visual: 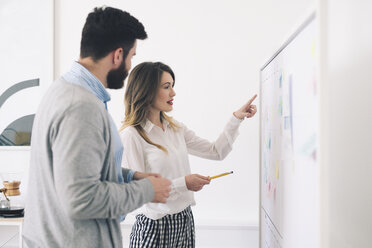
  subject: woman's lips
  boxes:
[167,100,173,105]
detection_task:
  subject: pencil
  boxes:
[209,171,233,180]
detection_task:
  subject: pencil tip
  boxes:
[230,171,234,174]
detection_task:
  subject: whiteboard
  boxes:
[259,13,318,248]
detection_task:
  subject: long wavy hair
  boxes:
[120,62,179,153]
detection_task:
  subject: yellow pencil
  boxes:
[209,171,233,180]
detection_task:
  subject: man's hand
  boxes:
[133,171,161,180]
[147,177,171,203]
[233,94,258,119]
[185,174,210,192]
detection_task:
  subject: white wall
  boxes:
[319,1,372,247]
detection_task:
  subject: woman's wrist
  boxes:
[233,111,244,120]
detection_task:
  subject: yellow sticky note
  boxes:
[275,161,279,179]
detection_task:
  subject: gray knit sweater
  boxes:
[23,78,154,248]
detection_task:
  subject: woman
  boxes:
[120,62,257,247]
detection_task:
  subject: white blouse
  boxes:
[120,115,243,220]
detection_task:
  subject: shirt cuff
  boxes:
[119,215,126,222]
[231,114,244,124]
[127,170,135,183]
[172,176,188,193]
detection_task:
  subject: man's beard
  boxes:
[106,59,128,89]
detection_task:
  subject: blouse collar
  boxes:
[142,118,170,133]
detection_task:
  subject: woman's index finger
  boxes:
[247,94,258,106]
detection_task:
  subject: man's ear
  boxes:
[112,47,123,68]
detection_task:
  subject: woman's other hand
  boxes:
[233,94,258,119]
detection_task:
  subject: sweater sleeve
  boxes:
[51,102,154,220]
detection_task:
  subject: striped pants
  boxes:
[129,206,195,248]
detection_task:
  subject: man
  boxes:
[23,7,171,248]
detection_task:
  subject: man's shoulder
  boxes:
[36,78,108,127]
[53,78,99,102]
[47,78,104,112]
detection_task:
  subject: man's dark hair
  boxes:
[80,6,147,61]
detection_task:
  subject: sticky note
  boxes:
[275,160,279,179]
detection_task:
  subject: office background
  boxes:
[13,0,372,247]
